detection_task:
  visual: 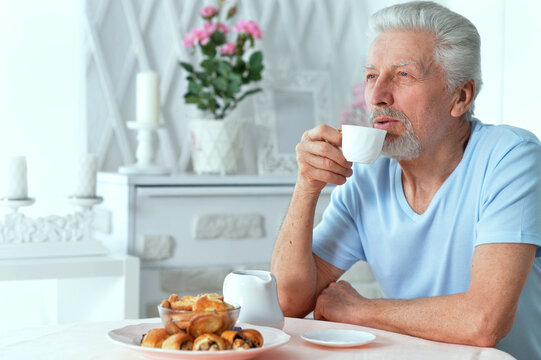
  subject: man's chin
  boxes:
[381,142,422,161]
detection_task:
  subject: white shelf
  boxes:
[0,254,136,281]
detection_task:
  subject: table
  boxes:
[0,317,514,360]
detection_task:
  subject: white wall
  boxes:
[0,0,84,217]
[502,0,541,135]
[0,0,539,215]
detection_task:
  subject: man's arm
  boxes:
[314,243,537,347]
[271,125,352,317]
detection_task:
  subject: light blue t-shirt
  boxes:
[313,119,541,359]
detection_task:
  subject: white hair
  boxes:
[369,1,482,121]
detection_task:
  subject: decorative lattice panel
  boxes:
[84,0,372,174]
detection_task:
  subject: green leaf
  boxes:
[216,61,232,76]
[208,98,220,112]
[184,94,200,104]
[229,72,242,86]
[211,31,227,46]
[212,77,228,91]
[249,51,263,70]
[188,80,202,94]
[197,102,209,110]
[195,71,210,85]
[179,62,194,73]
[233,60,246,74]
[200,42,217,58]
[247,70,262,81]
[229,81,241,94]
[201,59,217,74]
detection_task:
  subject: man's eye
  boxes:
[366,74,376,80]
[399,71,408,76]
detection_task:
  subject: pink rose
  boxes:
[234,19,262,39]
[220,43,237,55]
[200,6,219,19]
[183,27,211,47]
[183,28,199,47]
[198,28,211,45]
[204,21,230,35]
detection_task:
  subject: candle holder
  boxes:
[66,196,103,211]
[0,197,35,212]
[118,121,170,175]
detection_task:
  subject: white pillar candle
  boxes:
[72,154,98,198]
[136,71,160,123]
[4,156,28,199]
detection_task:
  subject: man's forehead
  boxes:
[365,31,436,73]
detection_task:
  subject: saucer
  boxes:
[301,329,376,348]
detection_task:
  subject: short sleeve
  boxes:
[476,138,541,257]
[312,180,366,271]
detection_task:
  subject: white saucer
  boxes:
[301,329,376,348]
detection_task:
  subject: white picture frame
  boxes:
[254,70,332,175]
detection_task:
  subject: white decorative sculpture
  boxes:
[0,153,109,259]
[0,197,107,259]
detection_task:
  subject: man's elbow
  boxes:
[468,311,514,347]
[277,287,314,318]
[281,302,308,318]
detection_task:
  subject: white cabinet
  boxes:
[97,173,332,316]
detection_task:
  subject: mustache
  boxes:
[369,108,409,124]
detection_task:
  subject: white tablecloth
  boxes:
[0,317,515,360]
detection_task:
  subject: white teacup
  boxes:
[341,125,387,164]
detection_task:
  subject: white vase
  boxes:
[188,117,246,175]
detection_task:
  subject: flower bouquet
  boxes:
[180,1,264,120]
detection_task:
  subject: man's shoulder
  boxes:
[473,119,541,147]
[468,119,541,177]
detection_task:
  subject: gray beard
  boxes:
[369,108,422,161]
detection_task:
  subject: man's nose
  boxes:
[369,76,393,107]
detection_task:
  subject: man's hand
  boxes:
[314,280,366,324]
[296,125,353,195]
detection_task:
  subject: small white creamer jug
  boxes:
[223,270,284,329]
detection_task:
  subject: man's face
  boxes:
[364,30,455,160]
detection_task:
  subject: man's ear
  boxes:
[450,80,475,118]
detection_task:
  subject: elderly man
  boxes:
[271,1,541,359]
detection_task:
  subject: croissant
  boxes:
[193,294,233,312]
[188,314,225,338]
[221,329,264,350]
[164,319,183,335]
[161,332,194,350]
[171,295,197,311]
[141,328,169,348]
[193,333,228,351]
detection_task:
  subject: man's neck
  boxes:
[398,120,472,214]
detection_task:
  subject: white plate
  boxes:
[301,329,376,348]
[107,322,290,360]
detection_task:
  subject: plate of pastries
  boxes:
[107,293,290,359]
